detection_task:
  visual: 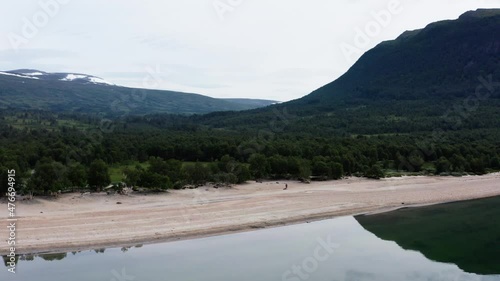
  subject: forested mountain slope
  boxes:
[194,9,500,135]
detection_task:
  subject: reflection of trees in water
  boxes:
[3,254,36,267]
[3,243,146,267]
[2,255,19,267]
[122,244,143,252]
[40,253,67,261]
[22,255,35,261]
[3,252,67,266]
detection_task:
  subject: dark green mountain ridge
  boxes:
[193,9,500,135]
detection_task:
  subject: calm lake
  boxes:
[2,197,500,281]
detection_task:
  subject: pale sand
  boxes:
[1,173,499,255]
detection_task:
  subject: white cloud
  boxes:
[0,0,499,101]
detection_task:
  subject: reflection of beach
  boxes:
[1,173,499,255]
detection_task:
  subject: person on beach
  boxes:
[284,184,288,190]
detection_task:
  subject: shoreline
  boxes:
[1,173,499,255]
[18,197,498,257]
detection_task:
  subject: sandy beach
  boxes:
[1,173,499,255]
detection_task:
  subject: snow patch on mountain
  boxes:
[61,74,88,81]
[60,74,114,85]
[1,69,115,86]
[0,71,40,80]
[88,76,115,85]
[22,72,45,76]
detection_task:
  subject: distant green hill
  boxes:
[0,70,277,115]
[194,9,500,135]
[222,98,279,107]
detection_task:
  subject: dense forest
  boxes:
[0,109,499,197]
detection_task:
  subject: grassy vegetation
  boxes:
[109,162,150,183]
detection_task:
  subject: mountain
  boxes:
[1,69,115,86]
[0,70,278,115]
[194,9,500,135]
[222,98,279,107]
[295,8,500,110]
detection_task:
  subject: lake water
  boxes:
[2,197,500,281]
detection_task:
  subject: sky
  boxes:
[1,0,499,102]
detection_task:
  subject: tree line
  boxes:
[0,110,499,197]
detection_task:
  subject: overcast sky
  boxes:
[1,0,499,101]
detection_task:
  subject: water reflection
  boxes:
[2,245,144,264]
[1,198,499,281]
[2,255,18,267]
[356,196,500,275]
